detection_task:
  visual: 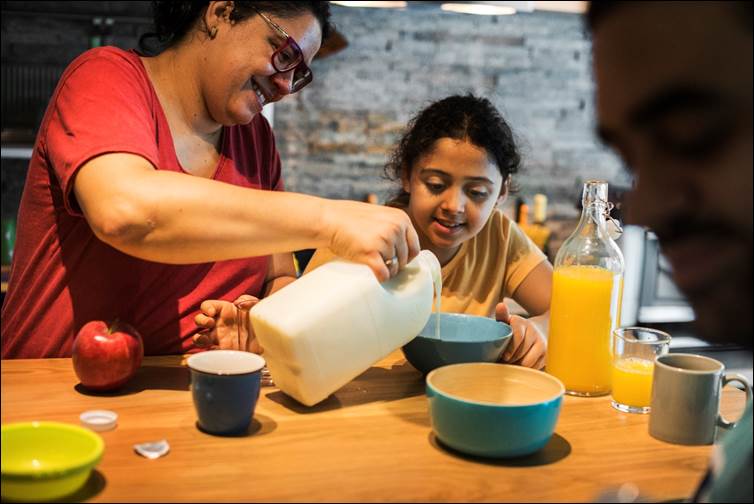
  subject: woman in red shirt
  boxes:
[1,1,419,358]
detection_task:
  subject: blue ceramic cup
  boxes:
[402,313,512,375]
[187,350,265,435]
[426,363,564,458]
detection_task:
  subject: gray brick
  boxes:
[2,3,627,227]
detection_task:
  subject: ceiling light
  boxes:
[441,1,534,15]
[441,3,516,15]
[331,1,407,8]
[534,1,587,13]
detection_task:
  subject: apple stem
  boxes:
[109,318,120,335]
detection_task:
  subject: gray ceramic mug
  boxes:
[649,353,752,445]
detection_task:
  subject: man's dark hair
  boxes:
[586,1,752,33]
[139,1,332,55]
[585,1,624,32]
[585,1,621,32]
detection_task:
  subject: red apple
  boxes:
[72,319,144,391]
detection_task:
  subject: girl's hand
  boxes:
[193,294,262,353]
[494,302,546,370]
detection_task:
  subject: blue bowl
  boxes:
[402,313,512,375]
[426,363,564,458]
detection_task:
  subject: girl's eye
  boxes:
[425,182,445,193]
[468,189,489,200]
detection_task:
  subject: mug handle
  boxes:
[717,373,753,429]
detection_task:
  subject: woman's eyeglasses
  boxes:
[254,9,313,93]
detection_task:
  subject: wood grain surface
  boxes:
[1,352,747,502]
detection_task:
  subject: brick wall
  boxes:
[275,5,630,222]
[2,2,629,234]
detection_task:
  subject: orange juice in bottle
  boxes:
[545,180,624,396]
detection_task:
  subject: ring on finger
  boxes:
[384,255,399,267]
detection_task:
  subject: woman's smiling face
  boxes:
[199,9,322,126]
[403,137,505,264]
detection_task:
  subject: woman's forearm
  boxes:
[123,171,333,263]
[78,158,334,263]
[75,152,418,279]
[263,252,298,297]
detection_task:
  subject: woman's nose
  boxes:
[270,69,294,95]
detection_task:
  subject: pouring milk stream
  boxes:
[249,250,442,406]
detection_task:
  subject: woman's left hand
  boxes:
[193,294,262,353]
[494,302,547,370]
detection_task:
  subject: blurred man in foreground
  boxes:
[588,2,752,502]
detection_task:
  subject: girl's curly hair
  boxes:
[384,94,521,207]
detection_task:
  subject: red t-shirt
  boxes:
[1,47,283,358]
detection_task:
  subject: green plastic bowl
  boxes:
[1,421,104,501]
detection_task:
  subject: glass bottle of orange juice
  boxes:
[546,180,624,396]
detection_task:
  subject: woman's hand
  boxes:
[193,294,262,353]
[495,302,546,370]
[322,200,420,282]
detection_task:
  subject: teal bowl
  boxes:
[1,422,104,501]
[426,363,564,458]
[402,313,512,375]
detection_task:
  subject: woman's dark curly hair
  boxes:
[139,1,332,56]
[384,94,521,207]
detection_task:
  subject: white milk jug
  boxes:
[250,250,441,406]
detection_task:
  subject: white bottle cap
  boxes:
[80,410,118,432]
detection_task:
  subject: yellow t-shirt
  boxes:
[303,209,547,318]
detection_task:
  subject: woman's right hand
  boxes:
[321,200,420,282]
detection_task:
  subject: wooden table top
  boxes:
[1,351,747,502]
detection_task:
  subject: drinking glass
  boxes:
[611,327,671,413]
[235,298,274,387]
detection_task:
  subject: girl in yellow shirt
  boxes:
[196,95,551,369]
[305,94,552,369]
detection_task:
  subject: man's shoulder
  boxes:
[703,403,753,502]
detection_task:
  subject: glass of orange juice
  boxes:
[611,327,671,413]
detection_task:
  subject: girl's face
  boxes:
[403,138,506,264]
[199,7,322,126]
